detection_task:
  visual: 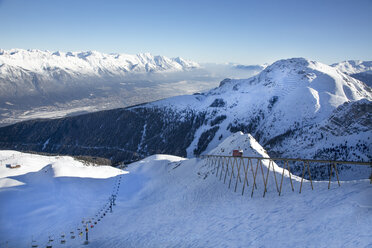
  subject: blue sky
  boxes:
[0,0,371,64]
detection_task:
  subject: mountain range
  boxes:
[331,60,372,87]
[0,49,265,126]
[0,49,199,104]
[0,57,370,179]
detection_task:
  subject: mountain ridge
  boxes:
[0,57,370,178]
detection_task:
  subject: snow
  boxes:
[148,58,371,161]
[331,60,372,74]
[0,49,264,126]
[0,151,124,247]
[0,49,199,76]
[42,138,50,150]
[1,136,371,247]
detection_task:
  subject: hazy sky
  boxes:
[0,0,371,64]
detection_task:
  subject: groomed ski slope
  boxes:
[0,146,371,247]
[0,151,125,247]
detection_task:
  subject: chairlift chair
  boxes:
[31,240,38,248]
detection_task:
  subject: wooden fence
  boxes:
[202,155,372,197]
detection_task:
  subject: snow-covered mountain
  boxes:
[1,149,371,247]
[0,48,199,78]
[0,58,370,178]
[0,49,265,127]
[331,60,372,74]
[331,60,372,87]
[0,48,199,99]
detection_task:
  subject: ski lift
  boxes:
[60,233,66,243]
[46,238,53,248]
[31,240,38,248]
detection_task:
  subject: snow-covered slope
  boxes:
[150,58,372,162]
[0,58,370,178]
[0,150,124,247]
[331,60,372,87]
[1,150,371,247]
[331,60,372,74]
[208,132,302,186]
[209,132,271,157]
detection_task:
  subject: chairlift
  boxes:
[31,240,38,248]
[60,233,66,244]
